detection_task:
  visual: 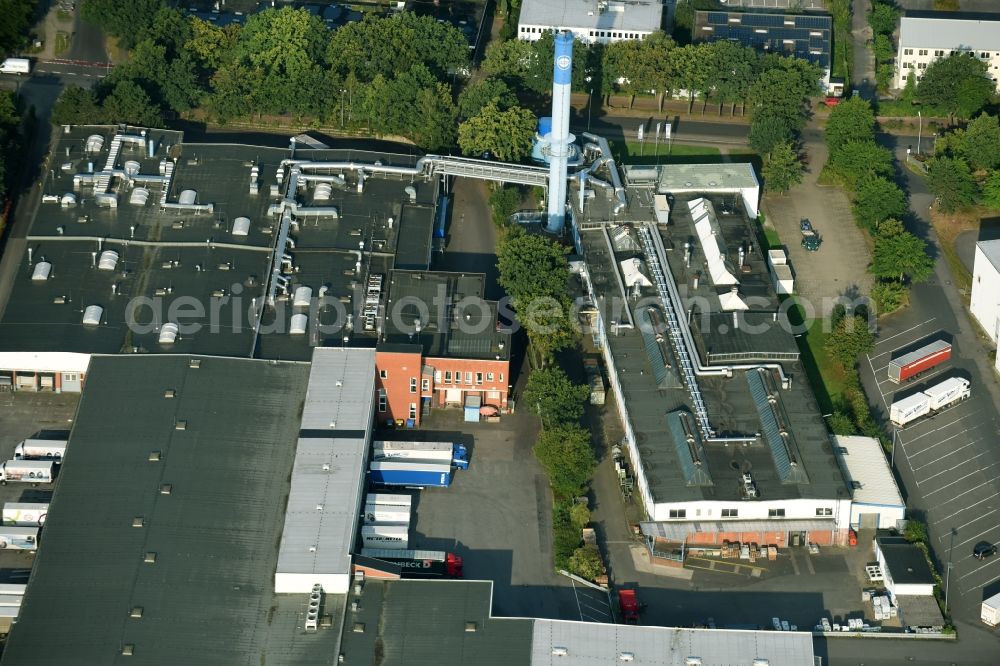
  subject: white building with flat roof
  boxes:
[518,0,663,45]
[895,14,1000,90]
[833,435,906,530]
[970,239,1000,345]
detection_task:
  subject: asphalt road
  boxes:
[65,10,108,64]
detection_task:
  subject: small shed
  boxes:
[464,394,481,423]
[875,535,935,599]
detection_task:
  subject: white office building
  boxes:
[518,0,663,45]
[970,240,1000,345]
[895,14,1000,90]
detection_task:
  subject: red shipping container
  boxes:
[888,340,951,383]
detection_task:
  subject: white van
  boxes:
[0,58,31,75]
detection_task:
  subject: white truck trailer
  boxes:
[982,591,1000,627]
[360,524,408,550]
[0,460,54,485]
[13,438,67,460]
[361,504,411,525]
[364,493,412,508]
[889,377,970,427]
[0,527,39,550]
[2,503,48,526]
[372,441,469,469]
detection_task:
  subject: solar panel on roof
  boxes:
[707,11,729,24]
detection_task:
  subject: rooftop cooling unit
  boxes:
[31,262,52,281]
[97,250,120,271]
[232,216,251,236]
[158,322,179,345]
[130,188,150,206]
[82,305,103,326]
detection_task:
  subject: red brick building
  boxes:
[374,271,511,427]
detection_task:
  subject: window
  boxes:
[409,378,417,394]
[434,371,442,383]
[982,52,989,59]
[499,373,504,383]
[465,372,473,384]
[444,371,452,384]
[379,369,387,379]
[421,378,430,393]
[768,508,786,517]
[378,389,387,413]
[487,372,495,382]
[918,49,927,56]
[476,372,483,385]
[816,507,833,516]
[918,63,927,69]
[721,509,738,518]
[63,373,78,382]
[934,50,944,57]
[669,509,686,519]
[408,403,417,420]
[903,48,912,55]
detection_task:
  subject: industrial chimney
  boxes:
[545,31,575,234]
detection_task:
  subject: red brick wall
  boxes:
[425,356,510,410]
[375,350,425,427]
[684,529,840,546]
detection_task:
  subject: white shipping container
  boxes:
[360,524,408,550]
[922,377,971,410]
[364,493,412,508]
[889,392,930,426]
[982,591,1000,626]
[2,503,48,526]
[361,505,410,525]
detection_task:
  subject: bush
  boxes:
[570,502,591,530]
[905,519,928,544]
[489,184,521,227]
[828,411,856,435]
[552,500,581,569]
[568,545,605,580]
[533,425,597,498]
[872,280,908,314]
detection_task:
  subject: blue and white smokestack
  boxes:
[545,31,575,234]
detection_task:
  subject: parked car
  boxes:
[973,542,998,560]
[800,219,821,251]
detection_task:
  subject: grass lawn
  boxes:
[54,32,71,57]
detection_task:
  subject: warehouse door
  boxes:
[860,513,879,529]
[445,388,463,405]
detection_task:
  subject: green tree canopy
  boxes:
[533,424,597,497]
[568,546,604,580]
[522,367,590,429]
[871,221,934,283]
[81,0,165,49]
[101,79,164,127]
[748,67,811,131]
[0,0,36,55]
[852,177,907,230]
[958,114,1000,171]
[51,86,103,126]
[825,97,877,152]
[704,40,757,114]
[982,170,1000,210]
[458,78,518,118]
[762,141,803,193]
[828,140,895,190]
[825,314,875,369]
[917,54,994,122]
[748,111,794,155]
[458,101,536,162]
[868,1,900,36]
[927,156,977,212]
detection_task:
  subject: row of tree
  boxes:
[926,113,1000,212]
[0,91,27,204]
[869,0,900,92]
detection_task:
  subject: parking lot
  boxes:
[862,314,1000,608]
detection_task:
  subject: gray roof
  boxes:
[531,619,815,666]
[2,355,349,666]
[900,14,1000,50]
[0,126,439,362]
[833,435,905,509]
[976,239,1000,274]
[519,0,663,32]
[338,580,533,666]
[623,163,760,193]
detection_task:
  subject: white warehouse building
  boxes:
[970,239,1000,352]
[833,435,906,530]
[518,0,663,45]
[895,13,1000,90]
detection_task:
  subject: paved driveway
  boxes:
[762,129,873,318]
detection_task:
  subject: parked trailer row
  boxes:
[888,340,952,383]
[360,548,463,578]
[2,503,48,527]
[373,441,469,469]
[369,461,453,488]
[13,439,67,460]
[365,493,412,508]
[889,377,971,427]
[361,524,409,550]
[0,460,54,485]
[362,505,410,525]
[0,528,39,551]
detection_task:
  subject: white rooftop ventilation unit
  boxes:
[130,188,150,206]
[232,216,251,236]
[123,160,141,177]
[290,313,308,335]
[178,190,197,205]
[158,322,179,345]
[97,250,120,271]
[60,193,77,208]
[94,193,118,208]
[293,286,312,308]
[82,305,103,326]
[314,183,332,201]
[85,135,105,153]
[31,262,52,281]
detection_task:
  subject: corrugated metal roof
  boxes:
[531,619,815,665]
[900,15,1000,50]
[747,369,809,484]
[275,347,375,591]
[834,436,904,509]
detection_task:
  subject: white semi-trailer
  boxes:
[364,493,412,508]
[360,524,408,550]
[0,460,54,485]
[2,503,48,526]
[13,439,67,460]
[361,505,410,525]
[0,527,39,551]
[889,377,970,427]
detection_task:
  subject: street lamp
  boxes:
[891,428,898,469]
[917,110,923,156]
[585,75,594,131]
[340,89,346,129]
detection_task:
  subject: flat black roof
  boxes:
[877,535,936,586]
[1,355,348,666]
[693,10,832,70]
[338,579,532,666]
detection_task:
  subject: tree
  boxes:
[109,39,201,114]
[904,519,928,544]
[872,34,894,63]
[0,0,35,55]
[703,40,757,115]
[81,0,165,50]
[927,156,977,212]
[186,17,241,74]
[458,79,518,119]
[825,315,874,369]
[982,170,1000,210]
[959,114,1000,171]
[569,503,591,530]
[762,141,803,193]
[670,43,709,113]
[828,141,895,190]
[411,83,458,152]
[51,86,103,126]
[868,1,900,36]
[871,223,934,283]
[917,54,993,122]
[568,546,604,580]
[827,411,856,436]
[458,101,537,162]
[871,280,908,313]
[852,177,907,229]
[101,79,164,127]
[748,67,810,131]
[489,184,521,226]
[522,367,589,429]
[533,425,597,497]
[748,111,793,155]
[825,97,877,153]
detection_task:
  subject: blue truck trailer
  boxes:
[369,461,454,488]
